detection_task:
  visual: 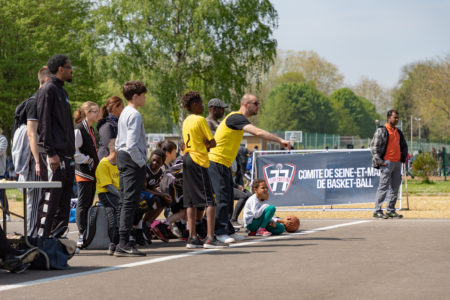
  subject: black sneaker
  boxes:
[186,236,203,249]
[135,229,147,246]
[114,244,146,257]
[203,236,229,249]
[373,212,388,219]
[107,243,116,256]
[386,212,403,218]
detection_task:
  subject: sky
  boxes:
[270,0,450,88]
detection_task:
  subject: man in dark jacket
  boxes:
[370,109,408,219]
[36,54,75,238]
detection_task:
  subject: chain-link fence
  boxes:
[280,130,448,153]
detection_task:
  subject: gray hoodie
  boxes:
[0,134,7,176]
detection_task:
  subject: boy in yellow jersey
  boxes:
[209,94,291,244]
[182,91,228,249]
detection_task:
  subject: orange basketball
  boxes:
[283,215,300,233]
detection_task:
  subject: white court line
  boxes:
[0,220,370,292]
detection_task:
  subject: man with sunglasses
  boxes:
[36,54,75,238]
[208,94,291,244]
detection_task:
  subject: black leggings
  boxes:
[76,180,96,235]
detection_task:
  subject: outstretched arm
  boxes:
[243,124,291,148]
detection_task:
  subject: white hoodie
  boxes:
[243,194,269,227]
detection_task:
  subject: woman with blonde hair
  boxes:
[97,96,124,160]
[73,101,101,248]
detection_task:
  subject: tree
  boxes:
[94,0,278,127]
[393,56,450,143]
[0,0,105,138]
[329,88,380,138]
[258,50,344,98]
[257,82,338,133]
[352,77,393,115]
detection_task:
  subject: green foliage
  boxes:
[257,82,338,133]
[140,96,172,133]
[0,0,106,139]
[329,88,380,138]
[94,0,278,127]
[411,152,439,183]
[393,58,450,143]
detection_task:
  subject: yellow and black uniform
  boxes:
[208,111,251,236]
[209,112,251,168]
[182,114,216,208]
[95,157,119,194]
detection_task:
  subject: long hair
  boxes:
[74,101,98,124]
[100,96,124,119]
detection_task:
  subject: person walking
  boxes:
[36,54,75,238]
[370,109,408,219]
[208,94,290,243]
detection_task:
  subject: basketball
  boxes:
[283,215,300,233]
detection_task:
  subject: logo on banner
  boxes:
[263,163,296,195]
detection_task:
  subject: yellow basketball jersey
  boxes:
[182,114,214,168]
[209,111,248,167]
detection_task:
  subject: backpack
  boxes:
[160,157,183,203]
[83,204,116,250]
[28,236,75,270]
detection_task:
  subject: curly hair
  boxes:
[150,148,166,162]
[47,54,69,74]
[182,91,202,111]
[122,81,147,100]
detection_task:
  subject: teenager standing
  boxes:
[114,81,148,257]
[74,101,101,247]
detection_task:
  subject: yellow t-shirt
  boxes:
[182,114,214,168]
[95,157,119,193]
[209,112,250,168]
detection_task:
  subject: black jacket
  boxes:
[96,114,118,160]
[370,125,408,168]
[74,120,99,181]
[37,76,75,157]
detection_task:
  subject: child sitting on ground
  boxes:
[133,149,172,244]
[243,179,285,236]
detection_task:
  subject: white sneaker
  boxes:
[230,233,245,241]
[216,234,235,244]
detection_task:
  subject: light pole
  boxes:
[415,117,421,151]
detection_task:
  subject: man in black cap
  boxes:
[206,98,228,135]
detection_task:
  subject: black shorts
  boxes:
[183,153,216,208]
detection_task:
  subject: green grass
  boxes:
[5,189,24,202]
[402,179,450,194]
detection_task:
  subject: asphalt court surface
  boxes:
[1,219,449,299]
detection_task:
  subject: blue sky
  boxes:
[270,0,450,88]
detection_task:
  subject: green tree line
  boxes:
[0,1,447,143]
